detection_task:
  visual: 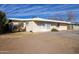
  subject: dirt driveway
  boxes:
[0,31,79,54]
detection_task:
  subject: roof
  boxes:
[9,17,71,24]
[71,22,79,24]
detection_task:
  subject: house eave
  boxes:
[9,18,71,24]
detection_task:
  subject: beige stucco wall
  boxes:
[12,21,68,32]
[26,21,50,32]
[26,21,68,32]
[57,23,68,31]
[50,23,68,31]
[73,25,79,30]
[12,22,19,25]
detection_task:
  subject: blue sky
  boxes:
[0,4,79,22]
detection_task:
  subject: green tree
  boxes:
[0,11,8,33]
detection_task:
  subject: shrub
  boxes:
[30,30,33,32]
[51,28,58,32]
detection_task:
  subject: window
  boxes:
[37,22,45,29]
[45,23,51,29]
[57,23,60,27]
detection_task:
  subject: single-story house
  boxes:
[9,17,71,32]
[70,22,79,30]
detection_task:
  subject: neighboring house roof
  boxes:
[9,17,71,24]
[71,22,79,25]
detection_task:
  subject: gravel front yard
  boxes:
[0,31,79,54]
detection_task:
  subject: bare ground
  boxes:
[0,31,79,54]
